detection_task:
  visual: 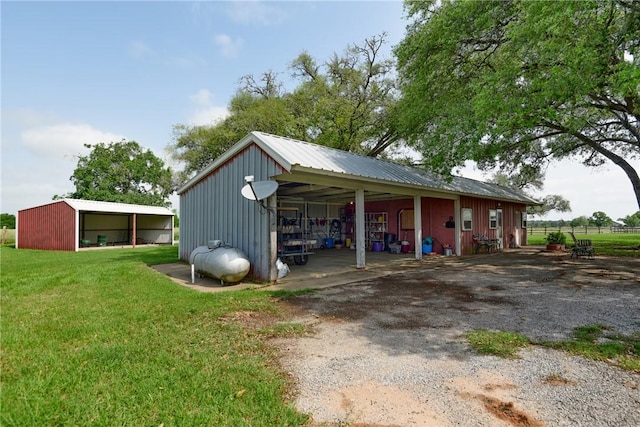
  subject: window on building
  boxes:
[462,208,472,231]
[522,211,527,228]
[489,209,497,229]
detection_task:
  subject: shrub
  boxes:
[545,231,566,245]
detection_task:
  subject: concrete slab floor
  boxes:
[151,247,448,293]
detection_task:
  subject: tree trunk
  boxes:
[578,134,640,212]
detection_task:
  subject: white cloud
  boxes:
[532,159,637,221]
[189,88,213,107]
[187,89,229,126]
[21,123,125,161]
[213,34,243,58]
[129,40,153,58]
[226,1,289,26]
[4,108,60,130]
[188,107,229,126]
[1,176,70,212]
[457,159,638,221]
[166,52,208,69]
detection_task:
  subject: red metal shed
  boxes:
[17,199,174,251]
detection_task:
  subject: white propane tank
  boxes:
[189,242,250,284]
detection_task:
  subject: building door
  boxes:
[496,209,503,248]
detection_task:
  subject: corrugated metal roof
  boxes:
[180,131,539,204]
[62,199,174,215]
[255,132,538,204]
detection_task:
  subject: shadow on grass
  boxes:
[106,244,179,265]
[1,244,179,268]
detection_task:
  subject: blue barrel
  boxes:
[422,237,433,254]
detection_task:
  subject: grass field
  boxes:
[2,232,637,425]
[526,232,640,257]
[0,245,308,426]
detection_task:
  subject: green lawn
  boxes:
[1,245,308,426]
[526,232,640,257]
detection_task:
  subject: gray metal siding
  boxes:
[179,144,285,281]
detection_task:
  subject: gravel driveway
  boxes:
[275,249,640,426]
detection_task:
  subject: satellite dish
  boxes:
[241,180,279,202]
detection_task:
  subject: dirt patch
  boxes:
[471,394,547,427]
[541,374,577,386]
[324,381,450,427]
[223,310,277,330]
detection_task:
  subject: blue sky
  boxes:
[1,1,637,221]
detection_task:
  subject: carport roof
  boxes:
[179,131,539,205]
[62,199,174,215]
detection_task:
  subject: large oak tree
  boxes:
[394,0,640,210]
[63,140,174,207]
[170,34,400,181]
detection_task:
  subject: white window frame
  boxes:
[489,209,497,229]
[462,208,472,231]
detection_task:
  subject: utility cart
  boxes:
[277,207,317,265]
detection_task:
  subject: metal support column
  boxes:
[413,195,422,260]
[454,196,461,256]
[132,213,137,248]
[355,188,365,269]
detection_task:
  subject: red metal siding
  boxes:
[363,198,456,253]
[18,201,76,251]
[366,196,527,255]
[459,196,527,254]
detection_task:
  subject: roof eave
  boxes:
[62,199,174,215]
[289,165,543,203]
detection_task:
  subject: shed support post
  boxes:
[355,188,365,269]
[413,196,422,260]
[75,210,80,252]
[132,213,137,248]
[268,193,278,282]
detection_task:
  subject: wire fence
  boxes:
[527,226,640,235]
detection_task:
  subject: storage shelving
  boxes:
[365,212,387,250]
[277,207,317,265]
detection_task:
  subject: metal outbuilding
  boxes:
[178,131,539,282]
[17,199,174,251]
